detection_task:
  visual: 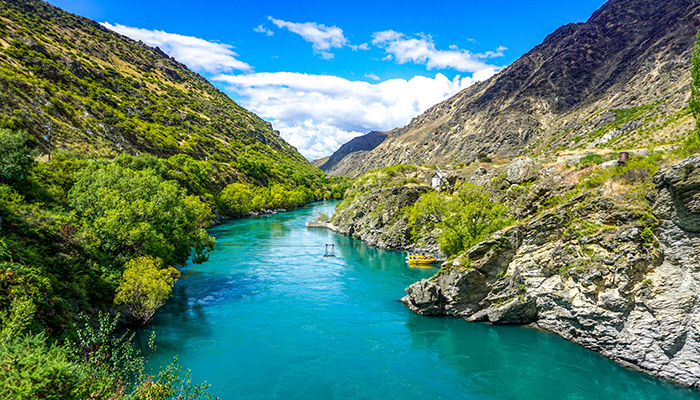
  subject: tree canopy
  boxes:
[68,163,215,268]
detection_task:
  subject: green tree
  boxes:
[0,129,35,189]
[407,184,511,256]
[219,183,254,216]
[68,164,215,267]
[692,29,700,149]
[114,256,180,325]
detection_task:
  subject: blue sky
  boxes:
[47,0,606,159]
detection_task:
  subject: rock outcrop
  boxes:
[329,0,699,177]
[330,165,442,252]
[333,184,432,251]
[402,156,700,388]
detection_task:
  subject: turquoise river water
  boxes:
[148,201,700,400]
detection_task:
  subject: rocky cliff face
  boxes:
[402,156,700,388]
[330,165,440,252]
[329,0,700,177]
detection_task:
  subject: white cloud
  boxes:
[254,25,274,36]
[349,43,370,51]
[476,46,508,59]
[365,73,380,81]
[215,70,497,159]
[372,30,505,72]
[101,22,251,73]
[268,17,348,59]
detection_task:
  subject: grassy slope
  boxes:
[0,0,318,177]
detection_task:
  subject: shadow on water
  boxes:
[149,270,264,353]
[404,312,700,400]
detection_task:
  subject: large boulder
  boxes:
[505,157,541,184]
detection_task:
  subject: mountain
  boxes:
[0,0,317,176]
[327,0,700,177]
[318,131,387,175]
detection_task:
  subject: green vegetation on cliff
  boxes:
[405,184,512,257]
[0,0,319,181]
[691,29,700,150]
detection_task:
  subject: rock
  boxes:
[505,157,540,184]
[653,156,700,232]
[600,160,619,169]
[486,296,538,324]
[567,153,590,167]
[402,279,444,315]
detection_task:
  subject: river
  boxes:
[147,201,700,399]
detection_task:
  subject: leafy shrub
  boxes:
[0,129,36,189]
[312,212,330,223]
[578,153,603,168]
[477,153,492,163]
[114,256,180,325]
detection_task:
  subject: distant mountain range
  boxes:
[0,0,317,175]
[321,0,700,176]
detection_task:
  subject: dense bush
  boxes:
[0,309,216,399]
[218,182,315,217]
[114,256,180,325]
[0,129,36,189]
[405,183,512,256]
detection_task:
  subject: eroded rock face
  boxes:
[653,156,700,232]
[402,157,700,388]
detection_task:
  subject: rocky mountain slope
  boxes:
[319,131,386,175]
[0,0,317,176]
[328,0,700,177]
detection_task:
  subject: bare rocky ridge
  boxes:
[401,156,700,388]
[327,0,700,177]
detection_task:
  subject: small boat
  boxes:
[406,253,437,265]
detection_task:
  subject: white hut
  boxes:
[431,168,448,190]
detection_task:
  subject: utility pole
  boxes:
[45,122,53,161]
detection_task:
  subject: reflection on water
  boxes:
[148,201,700,400]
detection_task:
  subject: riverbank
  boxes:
[329,155,700,389]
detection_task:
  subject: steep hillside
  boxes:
[0,0,317,177]
[330,0,700,176]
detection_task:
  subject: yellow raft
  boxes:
[406,253,437,265]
